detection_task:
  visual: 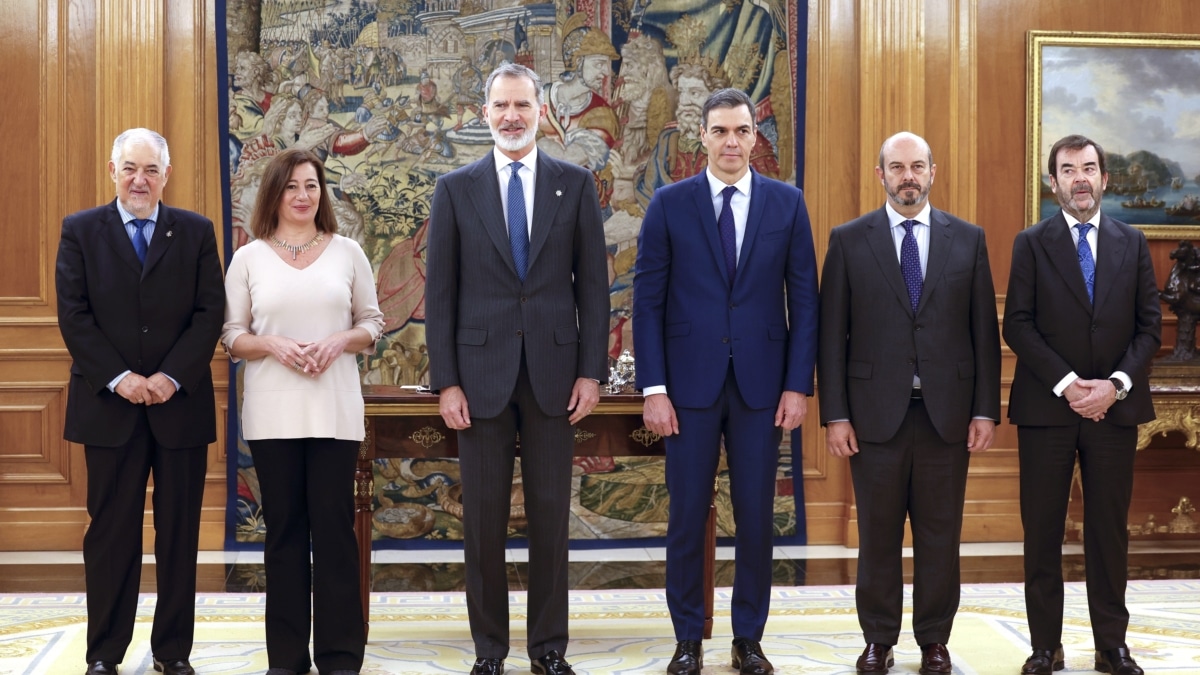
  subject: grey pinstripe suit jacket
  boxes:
[424,151,610,418]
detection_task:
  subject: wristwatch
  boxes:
[1109,377,1128,401]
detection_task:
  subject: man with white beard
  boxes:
[538,16,621,173]
[425,63,609,675]
[636,62,780,209]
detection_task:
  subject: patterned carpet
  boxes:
[2,582,1199,674]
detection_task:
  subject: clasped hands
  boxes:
[1064,377,1118,421]
[270,334,349,377]
[115,372,176,406]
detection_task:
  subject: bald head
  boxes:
[878,131,932,169]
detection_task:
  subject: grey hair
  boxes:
[484,63,545,107]
[111,128,171,168]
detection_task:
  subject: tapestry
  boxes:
[222,0,804,545]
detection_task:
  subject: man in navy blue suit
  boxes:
[633,88,819,675]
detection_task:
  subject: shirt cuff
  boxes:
[1052,371,1079,397]
[162,373,181,391]
[642,385,667,397]
[108,370,132,392]
[1110,371,1132,393]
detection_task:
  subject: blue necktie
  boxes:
[900,219,922,312]
[131,219,150,263]
[718,185,738,283]
[507,162,529,281]
[1075,223,1095,304]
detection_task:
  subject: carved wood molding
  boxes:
[1138,398,1200,451]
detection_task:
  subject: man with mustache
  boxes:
[425,63,609,675]
[818,131,1000,674]
[1005,134,1160,675]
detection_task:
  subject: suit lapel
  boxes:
[690,173,730,286]
[864,208,914,316]
[141,203,176,279]
[917,209,953,313]
[1092,214,1128,312]
[465,155,518,278]
[735,171,767,286]
[528,154,564,271]
[1038,212,1094,312]
[99,200,143,274]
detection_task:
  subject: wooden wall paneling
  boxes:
[94,0,164,200]
[0,1,48,306]
[802,0,861,545]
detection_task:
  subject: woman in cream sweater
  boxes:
[222,148,383,675]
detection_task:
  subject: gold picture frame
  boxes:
[1027,31,1200,239]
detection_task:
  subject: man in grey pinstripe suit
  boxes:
[425,63,610,675]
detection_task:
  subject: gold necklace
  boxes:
[269,232,324,260]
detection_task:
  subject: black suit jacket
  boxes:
[1003,211,1161,427]
[425,152,609,418]
[818,206,1001,444]
[56,199,225,448]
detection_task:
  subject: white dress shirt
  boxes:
[494,146,537,239]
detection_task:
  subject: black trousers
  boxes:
[250,437,365,673]
[457,361,573,661]
[1018,421,1137,652]
[849,397,971,647]
[84,411,207,665]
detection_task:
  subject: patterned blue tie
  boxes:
[718,185,738,283]
[1075,223,1095,304]
[900,219,922,312]
[131,219,150,264]
[507,162,529,281]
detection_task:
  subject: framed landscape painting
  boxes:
[1028,31,1200,239]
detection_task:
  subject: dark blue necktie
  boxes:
[131,219,150,263]
[1075,223,1095,304]
[900,219,922,312]
[718,185,738,283]
[507,162,529,281]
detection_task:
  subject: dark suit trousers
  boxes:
[83,411,207,664]
[1018,422,1137,652]
[850,397,970,647]
[249,438,365,673]
[458,360,573,660]
[666,365,781,642]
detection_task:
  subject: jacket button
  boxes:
[907,358,915,364]
[141,326,149,333]
[516,330,523,337]
[722,337,730,343]
[1091,325,1097,333]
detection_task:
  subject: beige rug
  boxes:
[2,582,1199,673]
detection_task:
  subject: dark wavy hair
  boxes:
[249,148,338,240]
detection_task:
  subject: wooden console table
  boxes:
[356,386,717,639]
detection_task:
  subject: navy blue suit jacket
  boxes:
[633,170,818,409]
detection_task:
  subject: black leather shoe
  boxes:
[731,637,773,675]
[469,657,504,675]
[531,650,574,675]
[918,644,951,674]
[153,658,195,675]
[85,662,118,675]
[1021,645,1064,674]
[667,640,703,675]
[856,644,894,674]
[1095,648,1143,675]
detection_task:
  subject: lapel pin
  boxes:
[556,189,562,196]
[166,231,173,237]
